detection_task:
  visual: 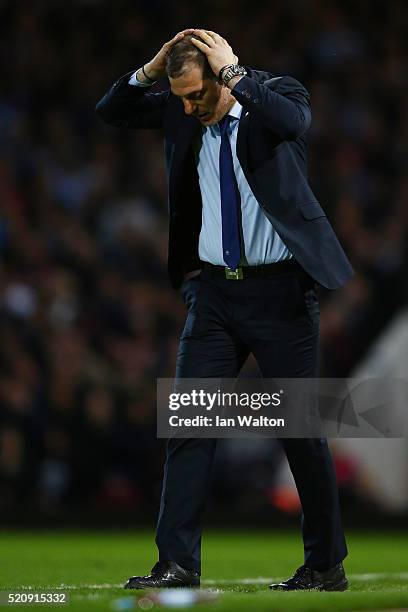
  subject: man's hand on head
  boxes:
[143,29,195,81]
[191,30,238,82]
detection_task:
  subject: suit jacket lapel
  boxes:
[169,115,201,204]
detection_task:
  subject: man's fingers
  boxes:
[192,29,231,51]
[203,30,217,39]
[193,29,215,46]
[202,30,228,46]
[163,29,195,52]
[191,37,209,53]
[168,29,194,45]
[204,30,220,40]
[177,28,195,37]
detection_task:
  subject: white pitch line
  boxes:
[351,572,408,581]
[57,584,123,590]
[17,572,408,590]
[202,572,408,585]
[18,584,124,590]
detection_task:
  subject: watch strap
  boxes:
[219,64,247,86]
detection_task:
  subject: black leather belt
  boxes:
[200,259,300,280]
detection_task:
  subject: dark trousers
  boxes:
[156,265,348,573]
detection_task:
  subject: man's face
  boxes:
[169,64,234,126]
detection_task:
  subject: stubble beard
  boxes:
[205,88,236,126]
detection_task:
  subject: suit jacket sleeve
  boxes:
[231,74,311,141]
[95,70,170,129]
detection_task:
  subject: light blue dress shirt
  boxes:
[129,72,292,266]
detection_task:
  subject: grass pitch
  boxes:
[0,530,407,611]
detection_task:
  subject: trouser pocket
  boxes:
[296,271,320,327]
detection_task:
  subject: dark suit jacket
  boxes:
[95,67,353,290]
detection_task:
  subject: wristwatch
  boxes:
[219,64,247,86]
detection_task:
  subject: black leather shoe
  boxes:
[269,562,348,591]
[124,560,200,589]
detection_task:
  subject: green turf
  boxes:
[0,530,407,611]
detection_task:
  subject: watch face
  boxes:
[223,66,246,84]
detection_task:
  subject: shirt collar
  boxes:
[207,101,243,135]
[228,101,243,121]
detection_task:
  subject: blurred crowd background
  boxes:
[0,0,407,524]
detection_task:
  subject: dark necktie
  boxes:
[218,115,241,270]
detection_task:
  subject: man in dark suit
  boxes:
[96,28,352,592]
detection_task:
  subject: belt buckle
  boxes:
[225,267,243,280]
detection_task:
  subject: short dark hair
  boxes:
[166,34,215,80]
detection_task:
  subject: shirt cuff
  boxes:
[128,70,152,87]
